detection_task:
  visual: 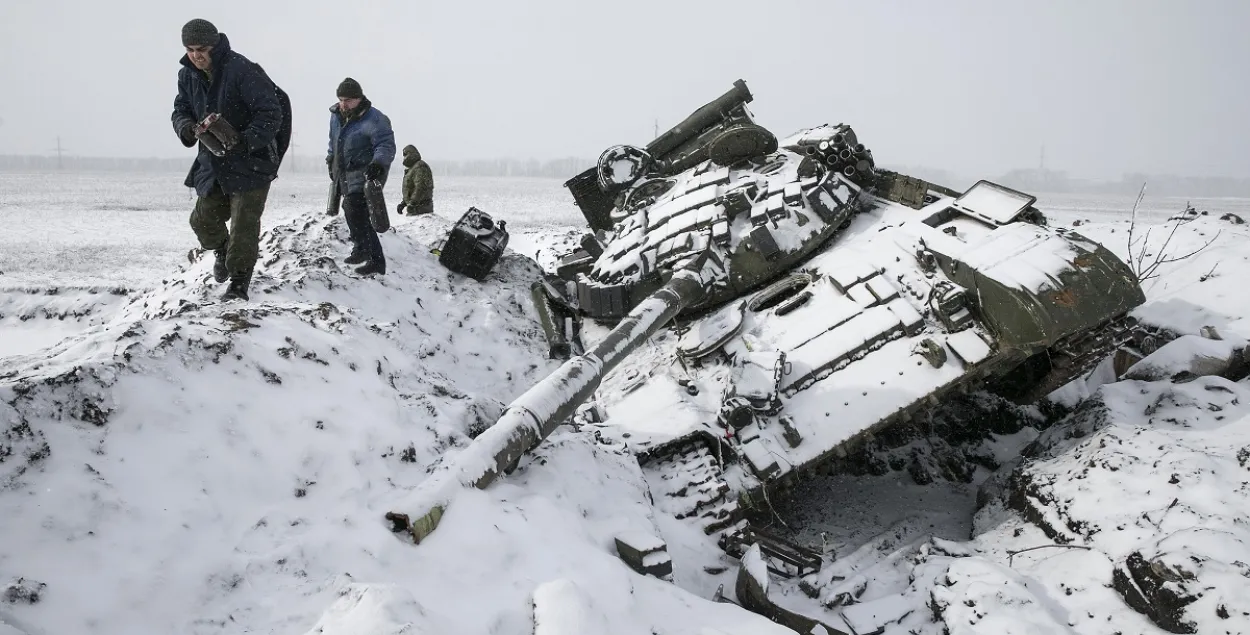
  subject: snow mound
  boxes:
[988,376,1250,634]
[0,211,801,635]
[929,558,1078,634]
[791,372,1250,635]
[1122,334,1246,381]
[532,578,611,635]
[300,583,451,635]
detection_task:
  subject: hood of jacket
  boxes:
[402,144,422,167]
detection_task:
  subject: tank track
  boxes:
[1006,314,1142,403]
[639,434,747,539]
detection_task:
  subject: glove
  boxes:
[178,123,196,146]
[325,156,334,179]
[396,202,406,215]
[365,162,384,182]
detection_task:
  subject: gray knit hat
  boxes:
[181,19,219,47]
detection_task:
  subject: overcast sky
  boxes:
[1,0,1247,179]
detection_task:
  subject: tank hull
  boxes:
[389,80,1147,562]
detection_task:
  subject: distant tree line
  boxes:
[424,157,592,179]
[0,155,188,172]
[3,154,1249,196]
[995,168,1250,198]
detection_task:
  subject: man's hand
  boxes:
[396,202,406,215]
[178,123,196,146]
[326,156,334,179]
[365,162,384,182]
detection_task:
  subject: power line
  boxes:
[53,136,66,170]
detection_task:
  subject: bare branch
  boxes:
[1126,182,1147,278]
[1140,216,1186,276]
[1200,261,1219,282]
[1135,226,1154,273]
[1139,230,1222,281]
[1008,543,1094,567]
[1121,183,1219,283]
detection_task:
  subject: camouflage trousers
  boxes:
[189,183,270,278]
[406,201,434,216]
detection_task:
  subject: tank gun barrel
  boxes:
[645,79,753,161]
[388,252,719,543]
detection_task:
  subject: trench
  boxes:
[0,287,132,361]
[745,391,1060,567]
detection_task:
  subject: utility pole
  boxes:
[1039,145,1045,171]
[654,118,659,138]
[54,136,66,170]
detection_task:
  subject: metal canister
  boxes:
[365,178,390,232]
[326,179,341,216]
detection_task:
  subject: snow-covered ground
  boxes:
[0,171,583,289]
[2,171,1249,634]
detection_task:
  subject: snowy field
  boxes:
[0,171,584,291]
[1,171,1243,291]
[2,170,1249,635]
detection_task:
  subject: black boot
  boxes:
[221,273,251,302]
[355,260,386,276]
[345,249,367,265]
[212,248,229,283]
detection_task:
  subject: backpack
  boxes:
[253,63,293,166]
[272,83,293,164]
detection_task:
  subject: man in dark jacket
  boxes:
[398,145,434,216]
[327,78,396,275]
[171,18,282,302]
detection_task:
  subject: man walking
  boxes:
[327,78,395,276]
[172,18,283,301]
[398,144,434,216]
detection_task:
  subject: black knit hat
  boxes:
[181,19,219,47]
[336,78,364,99]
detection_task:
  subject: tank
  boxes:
[387,80,1146,554]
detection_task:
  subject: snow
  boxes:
[300,584,450,635]
[4,168,1250,635]
[930,558,1079,634]
[0,324,82,357]
[0,171,581,289]
[946,329,993,365]
[532,578,611,635]
[840,594,912,634]
[677,299,744,358]
[956,223,1080,293]
[953,180,1035,225]
[741,544,770,590]
[1122,333,1243,380]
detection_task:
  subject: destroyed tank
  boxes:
[388,80,1146,558]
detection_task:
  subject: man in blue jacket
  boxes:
[172,18,282,302]
[327,78,395,276]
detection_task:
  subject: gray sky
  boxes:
[1,0,1247,179]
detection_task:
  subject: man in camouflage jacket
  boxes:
[398,145,434,216]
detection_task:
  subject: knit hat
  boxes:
[181,19,219,47]
[336,78,364,99]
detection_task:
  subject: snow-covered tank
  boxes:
[388,80,1146,553]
